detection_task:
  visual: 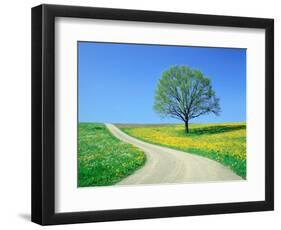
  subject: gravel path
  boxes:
[106,124,242,185]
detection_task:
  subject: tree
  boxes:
[153,65,221,133]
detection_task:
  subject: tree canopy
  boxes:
[154,65,221,133]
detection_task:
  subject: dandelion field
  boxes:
[119,122,246,178]
[78,123,146,187]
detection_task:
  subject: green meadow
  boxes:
[78,123,146,187]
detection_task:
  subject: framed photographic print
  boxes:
[31,4,274,225]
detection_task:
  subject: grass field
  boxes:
[78,123,146,187]
[119,122,246,178]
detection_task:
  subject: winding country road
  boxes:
[106,124,242,185]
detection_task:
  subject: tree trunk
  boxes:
[184,120,189,133]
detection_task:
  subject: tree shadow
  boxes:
[188,124,246,136]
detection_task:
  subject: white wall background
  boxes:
[0,0,279,229]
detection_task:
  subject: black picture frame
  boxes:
[31,4,274,225]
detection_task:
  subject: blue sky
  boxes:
[78,42,246,124]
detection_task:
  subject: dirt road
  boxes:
[106,124,242,185]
